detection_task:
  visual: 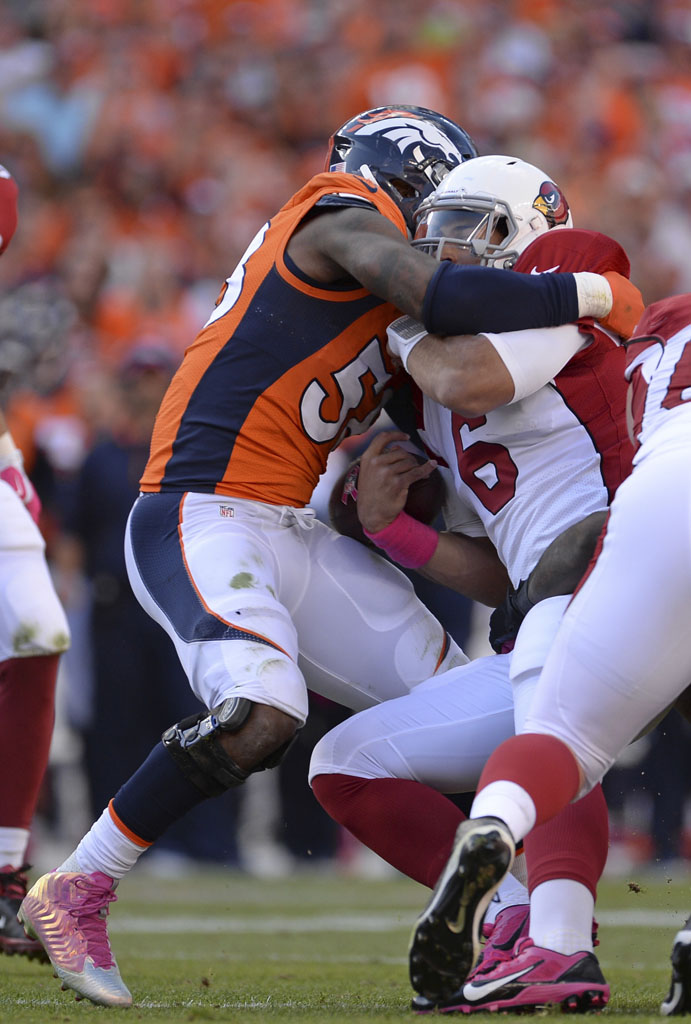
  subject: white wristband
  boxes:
[573,272,613,319]
[386,315,428,372]
[0,430,22,470]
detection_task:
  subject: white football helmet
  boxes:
[412,154,573,268]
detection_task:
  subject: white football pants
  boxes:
[523,430,691,794]
[125,491,467,725]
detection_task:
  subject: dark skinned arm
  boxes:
[287,206,572,332]
[287,205,643,337]
[524,510,608,605]
[489,510,608,653]
[287,206,437,318]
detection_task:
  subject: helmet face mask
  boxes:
[413,197,519,266]
[326,106,478,234]
[412,155,572,268]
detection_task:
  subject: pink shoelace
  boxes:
[68,874,118,969]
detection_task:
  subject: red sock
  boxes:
[479,733,581,826]
[524,783,609,900]
[0,655,58,828]
[312,773,465,887]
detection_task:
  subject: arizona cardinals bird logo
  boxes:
[533,181,570,226]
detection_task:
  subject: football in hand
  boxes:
[328,454,445,546]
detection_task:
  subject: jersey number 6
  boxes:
[451,412,518,515]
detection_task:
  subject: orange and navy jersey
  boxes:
[141,172,407,506]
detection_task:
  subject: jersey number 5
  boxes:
[300,336,393,444]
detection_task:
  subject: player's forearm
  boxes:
[319,209,579,331]
[418,531,510,607]
[405,333,514,415]
[526,510,609,604]
[422,261,579,336]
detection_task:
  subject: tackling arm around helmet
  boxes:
[288,204,638,341]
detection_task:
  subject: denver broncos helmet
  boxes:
[413,154,572,268]
[325,106,478,235]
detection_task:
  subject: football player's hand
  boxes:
[599,272,644,339]
[0,462,41,523]
[357,429,437,534]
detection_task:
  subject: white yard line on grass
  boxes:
[109,908,689,934]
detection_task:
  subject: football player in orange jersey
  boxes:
[19,107,642,1007]
[0,166,71,960]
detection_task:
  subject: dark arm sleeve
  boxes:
[422,261,580,336]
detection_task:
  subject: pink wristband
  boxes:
[364,510,439,568]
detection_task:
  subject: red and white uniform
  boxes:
[0,483,69,661]
[521,293,691,791]
[0,165,69,661]
[310,230,633,790]
[0,165,70,885]
[423,325,625,588]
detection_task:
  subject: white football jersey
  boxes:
[625,294,691,459]
[418,324,632,586]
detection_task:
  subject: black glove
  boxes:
[488,579,535,654]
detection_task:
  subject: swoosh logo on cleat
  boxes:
[0,916,7,929]
[463,964,535,1001]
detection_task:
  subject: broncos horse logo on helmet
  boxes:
[325,106,478,235]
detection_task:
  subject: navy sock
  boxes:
[111,741,209,844]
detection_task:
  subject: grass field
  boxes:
[2,863,690,1023]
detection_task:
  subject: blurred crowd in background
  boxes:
[1,0,691,877]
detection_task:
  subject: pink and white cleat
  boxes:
[18,871,132,1007]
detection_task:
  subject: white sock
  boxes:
[484,871,529,927]
[0,827,30,868]
[511,849,528,889]
[471,781,536,842]
[58,808,149,880]
[529,879,594,954]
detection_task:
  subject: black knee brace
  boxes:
[161,697,296,797]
